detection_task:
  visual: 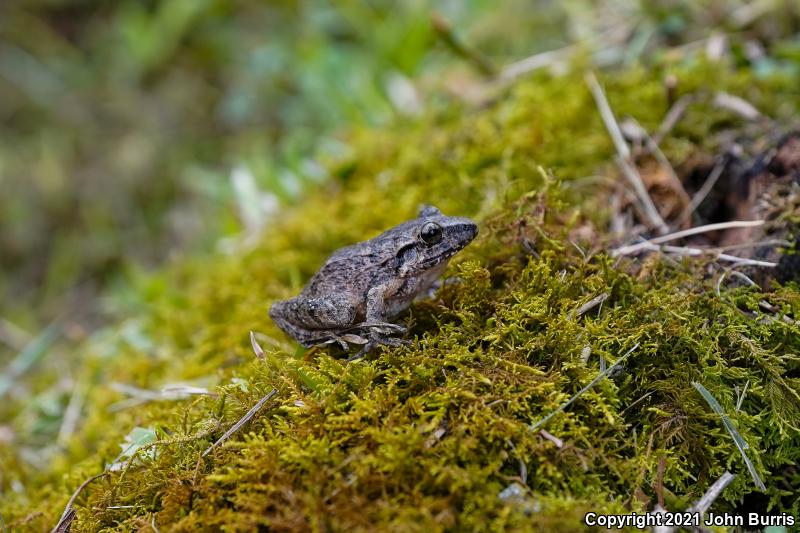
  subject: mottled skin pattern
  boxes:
[270,206,478,357]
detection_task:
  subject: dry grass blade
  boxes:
[625,117,689,206]
[716,269,757,298]
[431,12,495,76]
[57,382,86,445]
[612,220,765,257]
[108,382,215,412]
[250,330,265,360]
[569,292,609,318]
[714,92,763,121]
[0,317,31,350]
[653,93,694,145]
[500,48,572,81]
[735,381,750,412]
[687,471,736,515]
[500,24,631,83]
[52,509,74,533]
[538,429,563,448]
[627,242,776,267]
[202,388,278,458]
[530,343,640,431]
[586,71,668,234]
[676,156,726,224]
[0,323,60,397]
[52,472,108,533]
[692,382,765,491]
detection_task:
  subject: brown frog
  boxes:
[269,205,477,359]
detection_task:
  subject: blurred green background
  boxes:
[0,0,562,332]
[1,0,798,334]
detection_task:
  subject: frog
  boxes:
[269,205,478,359]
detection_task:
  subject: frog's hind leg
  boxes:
[269,294,359,349]
[282,294,358,329]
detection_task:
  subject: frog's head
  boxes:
[395,205,478,277]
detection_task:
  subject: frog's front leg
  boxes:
[348,282,411,361]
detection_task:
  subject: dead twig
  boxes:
[109,382,215,412]
[718,239,791,252]
[586,72,668,234]
[655,456,666,508]
[202,388,278,457]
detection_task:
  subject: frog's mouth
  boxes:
[418,249,458,268]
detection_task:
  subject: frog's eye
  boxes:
[420,222,443,245]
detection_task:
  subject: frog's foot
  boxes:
[305,332,365,352]
[345,333,411,362]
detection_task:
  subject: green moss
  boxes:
[2,61,800,531]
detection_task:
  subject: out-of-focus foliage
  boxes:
[2,0,798,328]
[0,0,573,327]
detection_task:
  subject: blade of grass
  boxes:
[692,382,765,491]
[202,388,278,457]
[530,343,639,431]
[0,323,60,397]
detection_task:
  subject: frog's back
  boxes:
[299,219,418,297]
[301,240,392,297]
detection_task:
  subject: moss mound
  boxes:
[2,61,800,531]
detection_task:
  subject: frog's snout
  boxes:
[455,219,478,246]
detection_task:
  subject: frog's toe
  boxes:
[304,334,349,351]
[345,349,367,362]
[346,340,376,361]
[368,322,407,333]
[333,336,351,351]
[379,336,409,347]
[344,334,405,362]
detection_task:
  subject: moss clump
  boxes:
[2,60,800,531]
